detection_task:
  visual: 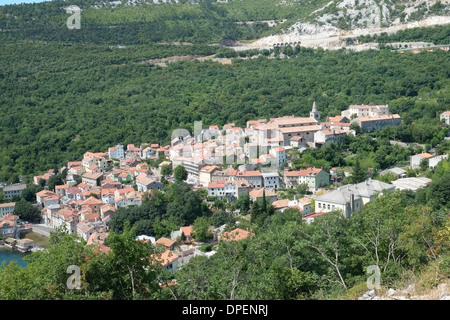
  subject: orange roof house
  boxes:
[220,228,254,242]
[155,237,176,250]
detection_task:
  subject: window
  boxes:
[327,204,330,210]
[318,203,321,208]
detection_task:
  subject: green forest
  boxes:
[0,0,330,44]
[0,42,449,182]
[0,0,450,302]
[1,165,450,299]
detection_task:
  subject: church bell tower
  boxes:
[310,101,320,124]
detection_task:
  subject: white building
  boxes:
[314,129,348,146]
[0,203,15,217]
[199,165,220,187]
[288,197,312,215]
[440,111,450,126]
[108,144,125,160]
[342,105,389,118]
[77,221,98,241]
[429,154,448,170]
[261,172,281,189]
[270,147,287,166]
[1,184,27,200]
[410,152,434,169]
[391,177,432,191]
[313,179,395,218]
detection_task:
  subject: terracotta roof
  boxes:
[155,237,176,248]
[83,196,103,206]
[253,122,278,130]
[36,190,56,197]
[208,181,226,189]
[285,171,301,177]
[298,167,323,176]
[319,129,347,136]
[272,199,290,209]
[0,202,16,208]
[221,228,253,242]
[272,116,318,126]
[67,187,81,194]
[249,188,277,199]
[328,115,345,122]
[82,172,103,180]
[357,114,401,122]
[279,125,321,134]
[101,188,117,196]
[200,165,219,173]
[101,204,116,212]
[68,161,82,168]
[303,212,328,219]
[180,226,192,237]
[416,152,434,159]
[235,171,261,177]
[298,197,312,206]
[84,212,101,222]
[115,187,135,195]
[155,250,179,266]
[77,221,96,233]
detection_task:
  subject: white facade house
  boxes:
[136,176,163,192]
[270,147,287,166]
[288,197,312,215]
[313,179,395,218]
[441,111,450,126]
[77,221,98,242]
[314,129,348,146]
[1,184,27,200]
[290,136,306,148]
[410,152,434,169]
[108,144,125,160]
[429,154,448,170]
[261,172,281,189]
[199,165,220,187]
[0,203,16,217]
[342,105,389,118]
[207,181,238,200]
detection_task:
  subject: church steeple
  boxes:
[310,101,320,124]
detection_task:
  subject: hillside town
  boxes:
[1,104,449,274]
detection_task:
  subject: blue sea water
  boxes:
[0,247,28,267]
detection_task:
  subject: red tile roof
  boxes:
[221,228,253,242]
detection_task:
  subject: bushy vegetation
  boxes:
[172,169,450,299]
[1,42,448,183]
[0,225,165,299]
[0,0,332,44]
[354,25,450,46]
[110,182,210,238]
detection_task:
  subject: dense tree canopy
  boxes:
[110,182,210,237]
[0,42,448,182]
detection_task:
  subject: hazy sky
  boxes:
[0,0,50,5]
